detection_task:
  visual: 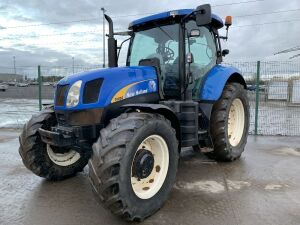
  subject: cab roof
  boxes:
[129,9,224,30]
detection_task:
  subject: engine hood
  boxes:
[55,66,158,110]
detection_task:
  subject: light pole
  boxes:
[13,56,16,74]
[72,57,75,74]
[101,7,106,68]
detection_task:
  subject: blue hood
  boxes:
[55,66,158,110]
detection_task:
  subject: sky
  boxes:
[0,0,299,76]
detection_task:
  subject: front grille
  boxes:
[55,109,103,126]
[55,85,69,106]
[83,78,103,104]
[56,112,67,125]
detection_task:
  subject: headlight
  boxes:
[66,80,82,108]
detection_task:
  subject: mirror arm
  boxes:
[181,11,195,24]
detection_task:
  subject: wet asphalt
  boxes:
[0,129,299,225]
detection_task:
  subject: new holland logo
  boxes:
[111,79,157,103]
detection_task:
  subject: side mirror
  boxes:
[222,49,230,56]
[195,4,212,26]
[189,29,201,37]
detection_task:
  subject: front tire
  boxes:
[89,113,179,221]
[209,83,249,161]
[19,106,90,180]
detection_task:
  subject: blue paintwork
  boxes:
[55,66,158,111]
[129,9,223,29]
[199,65,244,101]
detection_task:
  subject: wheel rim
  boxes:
[47,145,81,167]
[131,135,169,199]
[228,98,245,147]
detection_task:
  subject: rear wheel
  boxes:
[89,113,179,221]
[19,106,90,180]
[208,83,249,161]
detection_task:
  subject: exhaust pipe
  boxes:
[104,14,118,68]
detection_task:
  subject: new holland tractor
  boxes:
[19,4,249,221]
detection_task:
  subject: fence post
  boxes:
[38,65,42,111]
[254,61,261,135]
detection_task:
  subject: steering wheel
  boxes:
[156,46,175,62]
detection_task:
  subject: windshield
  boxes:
[128,24,180,98]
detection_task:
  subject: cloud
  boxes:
[0,0,299,76]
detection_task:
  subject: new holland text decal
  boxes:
[111,79,157,103]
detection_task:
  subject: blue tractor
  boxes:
[19,4,249,221]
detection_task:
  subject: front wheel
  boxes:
[19,106,90,180]
[209,83,249,161]
[89,113,179,221]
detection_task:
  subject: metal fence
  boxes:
[1,61,300,136]
[226,61,300,136]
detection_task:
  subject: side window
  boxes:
[185,21,217,81]
[129,33,158,66]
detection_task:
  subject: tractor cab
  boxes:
[109,6,231,100]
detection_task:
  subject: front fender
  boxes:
[199,65,246,101]
[122,103,181,148]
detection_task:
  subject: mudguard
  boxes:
[199,65,246,101]
[122,103,181,146]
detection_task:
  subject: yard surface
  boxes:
[0,129,299,225]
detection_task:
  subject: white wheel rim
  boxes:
[47,145,81,167]
[131,135,169,199]
[228,98,245,147]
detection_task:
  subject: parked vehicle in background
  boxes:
[16,83,29,87]
[247,84,267,92]
[7,81,17,86]
[0,83,8,92]
[43,82,52,86]
[30,81,39,85]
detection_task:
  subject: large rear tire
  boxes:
[89,113,179,221]
[208,83,249,161]
[19,106,90,180]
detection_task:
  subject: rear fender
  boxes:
[199,65,246,101]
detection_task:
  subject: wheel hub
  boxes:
[132,149,154,179]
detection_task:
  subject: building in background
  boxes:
[0,73,23,82]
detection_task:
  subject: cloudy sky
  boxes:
[0,0,299,76]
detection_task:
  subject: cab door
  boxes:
[185,20,217,100]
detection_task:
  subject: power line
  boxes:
[274,46,300,55]
[290,53,300,59]
[0,18,99,30]
[233,18,300,28]
[0,0,265,30]
[0,29,101,40]
[235,8,300,18]
[2,17,299,42]
[213,0,264,7]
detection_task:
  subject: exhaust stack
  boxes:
[104,14,118,67]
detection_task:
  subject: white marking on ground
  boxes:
[175,180,251,193]
[273,147,300,157]
[264,184,289,190]
[227,180,251,190]
[175,181,225,193]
